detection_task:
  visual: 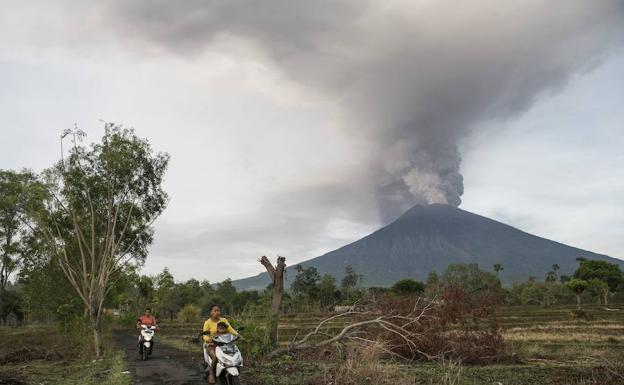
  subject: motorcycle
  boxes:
[138,324,156,361]
[202,332,243,385]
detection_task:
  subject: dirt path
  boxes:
[116,331,207,385]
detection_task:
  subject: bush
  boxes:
[391,279,425,296]
[218,317,271,360]
[177,304,201,323]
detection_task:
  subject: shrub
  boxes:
[391,279,425,296]
[177,304,201,323]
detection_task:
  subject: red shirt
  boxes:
[137,315,157,326]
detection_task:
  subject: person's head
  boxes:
[216,322,228,334]
[145,307,152,316]
[210,305,221,320]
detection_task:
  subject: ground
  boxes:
[1,304,624,385]
[114,330,206,385]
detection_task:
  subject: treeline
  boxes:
[4,255,623,326]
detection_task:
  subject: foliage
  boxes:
[573,259,623,292]
[0,170,39,292]
[177,304,201,323]
[442,264,503,295]
[25,125,169,356]
[506,281,573,306]
[291,265,320,302]
[391,279,425,296]
[230,319,272,359]
[565,278,589,294]
[318,274,340,310]
[340,265,363,303]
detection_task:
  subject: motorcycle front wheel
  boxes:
[226,376,241,385]
[142,348,148,361]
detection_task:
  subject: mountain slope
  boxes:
[232,204,622,289]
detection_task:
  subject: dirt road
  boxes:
[116,332,207,385]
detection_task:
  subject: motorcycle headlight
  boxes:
[219,357,234,366]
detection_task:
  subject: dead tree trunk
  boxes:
[260,255,286,349]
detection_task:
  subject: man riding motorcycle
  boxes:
[136,307,158,353]
[203,305,242,384]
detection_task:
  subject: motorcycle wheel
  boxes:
[226,375,241,385]
[142,348,148,361]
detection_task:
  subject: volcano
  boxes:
[232,204,622,289]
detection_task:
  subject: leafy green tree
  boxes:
[0,170,38,291]
[27,125,170,357]
[588,278,609,305]
[552,264,560,278]
[391,279,425,296]
[442,264,503,295]
[155,268,177,320]
[573,259,623,305]
[17,236,79,322]
[215,279,238,315]
[493,263,503,278]
[340,265,362,303]
[424,271,442,298]
[545,271,557,283]
[565,278,589,310]
[291,265,320,303]
[318,274,340,310]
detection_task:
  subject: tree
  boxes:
[442,264,502,295]
[391,279,425,296]
[565,278,589,310]
[318,274,340,310]
[28,126,169,357]
[292,265,320,302]
[552,264,560,277]
[0,170,38,291]
[573,259,623,305]
[215,279,237,315]
[260,255,286,349]
[545,271,557,283]
[340,265,362,303]
[588,278,609,305]
[155,267,176,320]
[493,263,503,278]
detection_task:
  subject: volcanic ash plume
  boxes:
[106,0,624,220]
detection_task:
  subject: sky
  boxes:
[1,0,623,283]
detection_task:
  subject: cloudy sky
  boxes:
[1,0,623,283]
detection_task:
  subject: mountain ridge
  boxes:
[232,204,622,290]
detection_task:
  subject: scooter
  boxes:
[202,332,243,385]
[138,324,156,361]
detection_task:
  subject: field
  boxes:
[157,303,624,385]
[1,304,623,385]
[0,324,130,385]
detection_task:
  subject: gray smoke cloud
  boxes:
[104,0,623,221]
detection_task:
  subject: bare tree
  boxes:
[260,255,286,348]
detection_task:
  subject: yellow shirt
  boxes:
[202,317,237,343]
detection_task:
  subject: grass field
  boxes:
[0,324,130,385]
[158,303,624,385]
